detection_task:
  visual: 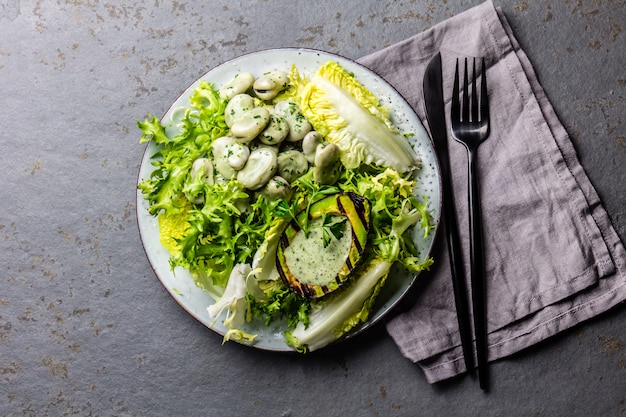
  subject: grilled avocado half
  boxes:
[276,192,371,298]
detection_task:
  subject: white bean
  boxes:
[313,143,341,185]
[212,136,239,179]
[219,72,255,100]
[274,100,312,142]
[277,149,309,183]
[262,176,292,200]
[185,157,214,204]
[237,148,278,190]
[230,107,271,143]
[253,71,289,101]
[258,114,289,145]
[190,157,214,185]
[225,94,256,127]
[302,131,322,163]
[227,142,250,170]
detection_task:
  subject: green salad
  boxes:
[138,61,434,352]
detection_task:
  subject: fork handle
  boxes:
[467,149,489,390]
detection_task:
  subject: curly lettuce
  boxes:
[138,81,229,216]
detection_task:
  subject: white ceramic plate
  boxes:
[136,48,441,351]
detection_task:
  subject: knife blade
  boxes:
[423,52,475,374]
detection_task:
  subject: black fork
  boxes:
[450,57,490,390]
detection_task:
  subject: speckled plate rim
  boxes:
[136,47,442,352]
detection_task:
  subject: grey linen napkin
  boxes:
[358,1,626,383]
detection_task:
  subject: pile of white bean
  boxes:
[186,70,342,205]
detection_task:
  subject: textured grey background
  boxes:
[0,1,624,416]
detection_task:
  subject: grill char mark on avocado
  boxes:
[276,192,371,299]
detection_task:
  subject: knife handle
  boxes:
[441,169,475,374]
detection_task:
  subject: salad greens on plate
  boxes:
[138,57,435,352]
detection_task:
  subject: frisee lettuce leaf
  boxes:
[138,81,229,216]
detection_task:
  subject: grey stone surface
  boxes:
[0,1,624,416]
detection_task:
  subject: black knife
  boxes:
[423,52,475,374]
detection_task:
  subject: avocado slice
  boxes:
[276,192,371,298]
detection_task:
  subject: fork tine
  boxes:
[462,58,469,123]
[451,58,460,125]
[480,58,489,129]
[471,58,478,123]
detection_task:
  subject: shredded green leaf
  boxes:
[137,81,229,216]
